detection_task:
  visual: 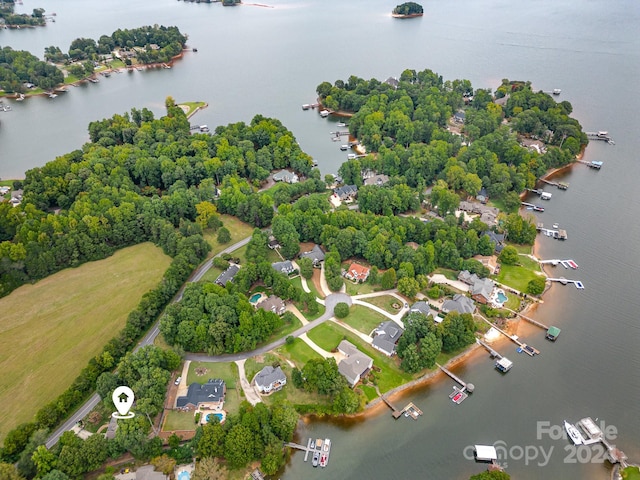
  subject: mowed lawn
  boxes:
[0,243,171,441]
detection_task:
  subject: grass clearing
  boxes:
[187,361,238,389]
[163,410,198,431]
[276,338,322,368]
[495,264,542,293]
[0,243,171,441]
[344,280,376,296]
[360,295,402,315]
[433,268,459,280]
[178,101,206,118]
[202,214,254,257]
[341,305,387,335]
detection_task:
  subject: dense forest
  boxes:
[316,69,587,212]
[0,46,63,92]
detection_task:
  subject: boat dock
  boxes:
[536,224,568,240]
[476,338,502,359]
[585,131,615,145]
[477,339,514,372]
[381,395,423,420]
[521,202,544,212]
[538,258,579,269]
[547,277,585,289]
[505,308,550,330]
[569,417,629,466]
[437,363,474,403]
[540,179,569,190]
[478,316,540,356]
[577,159,603,169]
[330,131,350,137]
[301,103,320,110]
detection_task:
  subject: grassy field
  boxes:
[622,466,640,480]
[341,305,387,336]
[202,214,254,257]
[0,243,171,441]
[187,361,238,389]
[433,268,459,280]
[495,264,543,293]
[360,295,402,315]
[178,101,207,118]
[344,280,377,296]
[276,338,322,369]
[163,410,198,431]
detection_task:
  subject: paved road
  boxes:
[45,236,252,449]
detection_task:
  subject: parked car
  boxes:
[174,376,182,386]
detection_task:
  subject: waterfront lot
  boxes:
[340,304,388,335]
[0,243,171,440]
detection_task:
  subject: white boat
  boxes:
[320,109,330,117]
[564,420,584,445]
[336,122,346,127]
[553,89,561,95]
[552,223,559,229]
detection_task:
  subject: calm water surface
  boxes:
[1,1,639,478]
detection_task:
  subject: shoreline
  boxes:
[3,50,187,99]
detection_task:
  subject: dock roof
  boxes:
[474,445,498,462]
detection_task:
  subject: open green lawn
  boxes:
[276,338,323,368]
[360,385,379,402]
[433,268,459,280]
[360,295,402,315]
[0,243,171,441]
[622,466,640,480]
[64,74,80,84]
[202,214,254,257]
[341,305,387,336]
[495,264,543,293]
[177,101,206,118]
[514,244,533,255]
[344,280,377,296]
[307,322,414,393]
[187,361,238,389]
[163,410,198,431]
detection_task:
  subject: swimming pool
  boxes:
[496,291,508,304]
[249,293,262,303]
[178,471,190,480]
[206,413,224,423]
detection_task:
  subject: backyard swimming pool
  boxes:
[206,413,224,423]
[492,289,508,307]
[177,471,190,480]
[250,293,262,303]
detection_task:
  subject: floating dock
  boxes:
[577,159,603,169]
[477,339,513,372]
[381,396,423,420]
[477,316,540,356]
[585,131,615,145]
[284,437,332,467]
[538,259,579,269]
[547,277,585,289]
[537,226,568,240]
[521,202,544,212]
[540,179,569,190]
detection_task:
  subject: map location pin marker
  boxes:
[112,386,135,419]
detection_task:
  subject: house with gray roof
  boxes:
[273,170,299,184]
[453,110,466,124]
[441,294,476,315]
[337,340,373,387]
[470,277,495,304]
[334,184,358,201]
[215,264,240,287]
[384,77,399,89]
[115,465,167,480]
[254,365,287,394]
[371,321,404,356]
[363,174,390,187]
[299,244,325,266]
[482,231,505,253]
[256,295,286,315]
[176,379,226,410]
[271,260,295,275]
[410,301,431,317]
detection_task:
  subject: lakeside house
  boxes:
[273,169,299,184]
[334,184,358,201]
[299,244,325,266]
[344,263,370,283]
[254,365,287,394]
[473,255,499,275]
[458,270,496,303]
[256,295,286,315]
[215,264,240,287]
[176,379,225,411]
[337,340,373,387]
[272,260,295,275]
[453,110,466,124]
[441,294,476,315]
[481,231,506,254]
[458,201,499,227]
[363,173,390,187]
[371,321,404,356]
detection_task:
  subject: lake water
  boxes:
[1,0,639,478]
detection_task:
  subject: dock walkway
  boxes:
[476,315,540,356]
[476,338,502,359]
[505,308,549,330]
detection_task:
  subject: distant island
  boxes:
[392,1,424,18]
[0,1,46,28]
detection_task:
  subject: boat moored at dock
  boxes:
[564,420,585,445]
[495,357,513,373]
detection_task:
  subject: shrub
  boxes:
[334,302,349,319]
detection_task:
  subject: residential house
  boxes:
[267,235,280,249]
[337,340,373,387]
[115,465,167,480]
[473,255,499,274]
[482,230,506,254]
[176,379,226,410]
[272,260,295,275]
[441,294,476,315]
[344,263,370,282]
[371,321,404,356]
[363,174,390,187]
[215,264,239,287]
[470,277,495,304]
[299,244,325,266]
[458,270,479,286]
[494,94,509,107]
[453,110,466,124]
[410,301,431,317]
[254,365,287,394]
[333,184,358,201]
[384,77,399,89]
[273,170,299,184]
[476,188,489,204]
[10,189,22,207]
[256,295,286,315]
